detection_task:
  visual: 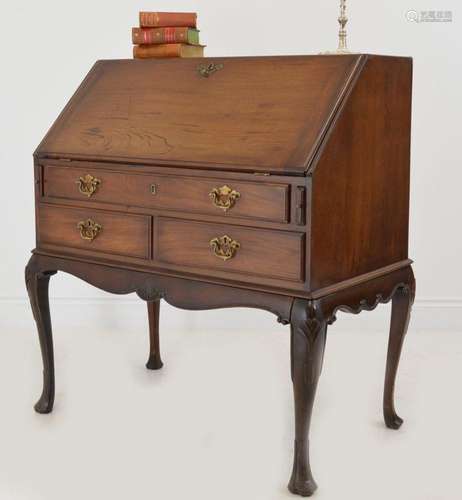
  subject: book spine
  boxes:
[132,27,196,45]
[139,12,197,28]
[133,44,182,59]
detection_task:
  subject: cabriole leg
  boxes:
[288,299,327,497]
[25,257,57,414]
[146,299,163,370]
[383,276,416,429]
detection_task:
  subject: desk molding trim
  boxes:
[26,254,294,325]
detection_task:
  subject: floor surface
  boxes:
[1,314,461,500]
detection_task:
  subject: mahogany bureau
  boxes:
[26,54,415,496]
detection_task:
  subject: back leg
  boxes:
[146,300,163,370]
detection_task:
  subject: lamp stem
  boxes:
[338,0,349,52]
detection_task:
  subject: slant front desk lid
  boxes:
[36,55,364,175]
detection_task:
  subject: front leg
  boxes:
[288,299,327,497]
[383,276,415,429]
[25,256,57,414]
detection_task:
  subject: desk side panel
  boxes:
[309,55,412,291]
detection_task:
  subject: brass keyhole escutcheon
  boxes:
[197,63,224,78]
[76,174,101,197]
[209,235,240,261]
[77,219,102,242]
[209,185,240,212]
[150,184,157,195]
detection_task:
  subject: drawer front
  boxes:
[38,205,151,259]
[156,218,304,282]
[43,165,290,223]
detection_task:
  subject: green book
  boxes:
[132,27,200,46]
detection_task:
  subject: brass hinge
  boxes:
[295,186,306,225]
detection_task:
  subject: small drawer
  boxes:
[38,204,151,259]
[42,165,290,223]
[156,218,304,282]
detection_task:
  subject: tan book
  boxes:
[133,43,204,59]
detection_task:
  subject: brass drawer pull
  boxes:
[209,235,240,261]
[77,219,102,242]
[76,174,101,197]
[209,185,240,212]
[197,63,224,78]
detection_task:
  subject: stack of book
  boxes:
[133,12,204,59]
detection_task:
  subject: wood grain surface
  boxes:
[36,55,362,174]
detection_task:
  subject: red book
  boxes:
[139,12,197,28]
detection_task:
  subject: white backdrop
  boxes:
[1,0,461,334]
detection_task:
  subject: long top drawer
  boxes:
[42,165,290,223]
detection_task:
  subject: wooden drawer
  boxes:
[38,204,151,259]
[156,218,304,282]
[42,165,290,223]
